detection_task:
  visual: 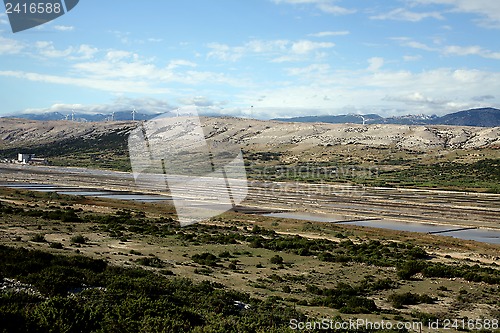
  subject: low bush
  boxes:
[30,234,46,243]
[191,252,219,267]
[388,292,436,308]
[70,235,87,244]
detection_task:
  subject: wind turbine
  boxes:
[131,108,137,121]
[360,115,366,125]
[111,111,115,122]
[71,109,75,121]
[353,114,366,125]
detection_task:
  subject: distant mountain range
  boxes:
[3,110,162,122]
[2,107,500,127]
[273,108,500,127]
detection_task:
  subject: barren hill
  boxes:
[0,118,135,147]
[0,117,498,153]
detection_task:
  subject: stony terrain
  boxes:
[0,117,498,152]
[0,118,135,147]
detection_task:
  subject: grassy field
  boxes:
[1,188,499,332]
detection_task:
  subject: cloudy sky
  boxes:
[1,0,499,119]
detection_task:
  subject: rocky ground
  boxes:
[1,117,498,153]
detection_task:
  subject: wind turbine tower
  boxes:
[132,109,137,121]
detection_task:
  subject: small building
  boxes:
[18,153,33,164]
[30,157,48,165]
[17,153,47,165]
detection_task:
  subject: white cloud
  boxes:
[75,45,98,60]
[472,94,495,102]
[316,2,355,15]
[54,25,75,31]
[167,60,197,70]
[207,39,289,62]
[36,41,73,58]
[109,30,131,44]
[0,13,8,25]
[394,37,500,60]
[384,92,447,106]
[105,50,136,62]
[207,39,334,62]
[443,45,500,59]
[35,41,98,59]
[286,63,331,77]
[367,57,384,71]
[308,31,350,37]
[403,55,423,61]
[391,37,436,51]
[0,45,246,95]
[177,96,222,107]
[207,43,245,62]
[19,97,175,116]
[241,66,500,116]
[272,0,355,15]
[371,8,444,21]
[291,40,335,54]
[0,36,24,55]
[411,0,500,28]
[0,70,171,94]
[246,39,289,53]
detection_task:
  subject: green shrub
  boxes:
[194,267,213,275]
[136,256,165,268]
[396,260,426,280]
[70,235,87,244]
[192,252,219,267]
[270,255,284,265]
[218,251,233,258]
[30,234,46,243]
[388,292,436,308]
[49,242,64,249]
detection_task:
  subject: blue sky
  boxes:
[1,0,500,119]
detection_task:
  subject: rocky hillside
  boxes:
[0,117,498,154]
[204,118,499,151]
[0,118,135,148]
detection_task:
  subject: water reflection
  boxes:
[265,212,500,245]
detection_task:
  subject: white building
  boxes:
[18,153,32,164]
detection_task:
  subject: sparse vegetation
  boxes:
[0,188,499,332]
[0,245,306,332]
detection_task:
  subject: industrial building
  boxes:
[17,153,47,165]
